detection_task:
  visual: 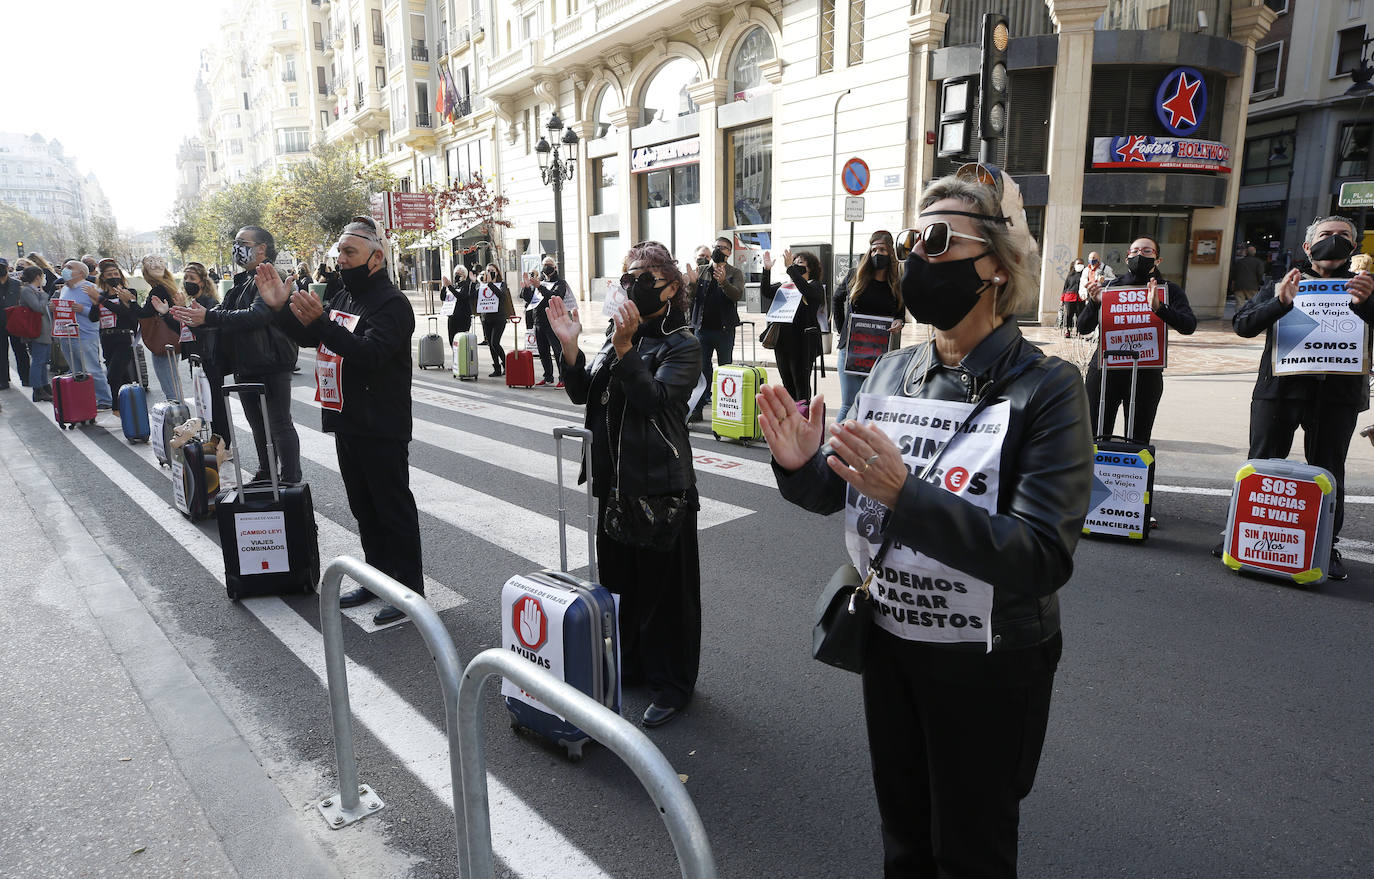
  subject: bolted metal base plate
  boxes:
[317,783,385,829]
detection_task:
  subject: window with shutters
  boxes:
[1252,43,1282,99]
[1333,26,1367,77]
[943,0,1053,47]
[848,0,865,66]
[818,0,835,74]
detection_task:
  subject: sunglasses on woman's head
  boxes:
[895,222,992,260]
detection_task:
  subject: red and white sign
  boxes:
[1227,472,1326,578]
[315,309,361,412]
[52,299,78,338]
[234,510,289,575]
[1099,286,1168,370]
[98,305,117,331]
[841,157,870,195]
[716,372,742,423]
[500,574,577,717]
[368,192,436,231]
[511,595,548,650]
[1091,136,1231,173]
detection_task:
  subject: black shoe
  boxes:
[686,410,703,424]
[338,587,376,608]
[1329,548,1347,581]
[0,383,9,390]
[489,369,502,377]
[1210,540,1224,559]
[372,604,405,625]
[642,703,680,728]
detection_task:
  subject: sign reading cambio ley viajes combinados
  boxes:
[1272,278,1370,377]
[1100,286,1167,369]
[1225,469,1330,579]
[500,575,575,717]
[234,510,289,575]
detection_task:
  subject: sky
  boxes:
[9,0,228,234]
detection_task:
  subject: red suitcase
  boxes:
[52,339,98,429]
[505,315,536,388]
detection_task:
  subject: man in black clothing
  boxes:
[1233,215,1374,581]
[687,236,744,422]
[1230,245,1268,310]
[264,216,423,625]
[0,259,30,388]
[523,255,571,387]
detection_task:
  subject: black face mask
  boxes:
[1126,256,1155,278]
[623,272,668,316]
[184,282,200,296]
[711,248,727,264]
[1309,235,1354,264]
[785,263,808,282]
[871,253,891,272]
[902,253,993,331]
[542,266,558,279]
[340,259,376,290]
[697,258,710,269]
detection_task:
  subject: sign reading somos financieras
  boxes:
[1082,447,1153,538]
[1272,278,1370,376]
[1099,286,1168,369]
[844,313,892,376]
[1091,136,1232,173]
[1224,466,1331,582]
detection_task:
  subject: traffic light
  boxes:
[15,241,22,259]
[978,13,1010,160]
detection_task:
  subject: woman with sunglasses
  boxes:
[760,248,825,415]
[762,167,1093,878]
[546,240,702,730]
[833,230,904,422]
[1076,237,1196,468]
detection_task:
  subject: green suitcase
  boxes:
[710,364,768,444]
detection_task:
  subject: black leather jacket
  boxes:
[205,270,297,378]
[775,320,1093,652]
[564,309,701,501]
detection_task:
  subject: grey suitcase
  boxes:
[151,344,191,468]
[418,316,445,369]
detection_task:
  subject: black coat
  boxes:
[204,271,298,378]
[761,265,823,358]
[1076,273,1197,371]
[563,309,701,501]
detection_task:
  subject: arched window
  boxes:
[593,85,623,139]
[729,27,775,102]
[640,58,701,122]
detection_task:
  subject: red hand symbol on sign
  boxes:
[514,596,548,650]
[720,376,737,397]
[944,467,969,492]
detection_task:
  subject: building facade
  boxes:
[1236,0,1372,263]
[0,131,115,254]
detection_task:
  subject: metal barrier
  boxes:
[456,648,717,879]
[553,426,597,580]
[316,555,464,843]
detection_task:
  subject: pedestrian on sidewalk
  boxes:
[686,237,745,423]
[760,248,824,415]
[57,260,114,410]
[548,240,702,728]
[763,166,1092,878]
[1230,245,1268,309]
[833,230,903,423]
[18,266,53,401]
[0,259,30,389]
[1233,215,1374,581]
[265,216,423,627]
[1076,236,1196,448]
[1060,257,1086,337]
[1078,252,1115,301]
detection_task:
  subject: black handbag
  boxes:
[602,398,689,549]
[813,353,1040,673]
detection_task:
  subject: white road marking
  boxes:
[24,396,613,878]
[1155,483,1374,505]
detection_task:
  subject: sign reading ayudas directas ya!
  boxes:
[1272,278,1370,376]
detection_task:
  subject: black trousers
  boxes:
[863,629,1061,879]
[446,313,472,344]
[1248,397,1358,540]
[773,325,814,403]
[101,332,134,398]
[481,314,506,371]
[2,327,31,385]
[535,318,563,382]
[596,498,701,710]
[335,433,424,595]
[1084,363,1164,444]
[238,370,303,484]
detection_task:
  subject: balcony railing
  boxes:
[314,39,325,51]
[355,94,364,110]
[411,43,429,61]
[415,112,433,128]
[373,34,384,46]
[387,50,400,67]
[282,71,297,82]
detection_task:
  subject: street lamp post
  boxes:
[534,112,579,274]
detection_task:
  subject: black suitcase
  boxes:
[216,382,320,600]
[1082,348,1156,541]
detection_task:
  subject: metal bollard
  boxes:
[316,555,464,843]
[456,648,717,879]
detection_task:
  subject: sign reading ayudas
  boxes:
[1272,278,1370,376]
[501,575,576,717]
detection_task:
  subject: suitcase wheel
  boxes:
[563,742,584,762]
[711,432,719,440]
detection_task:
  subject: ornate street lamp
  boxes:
[535,112,579,272]
[1346,36,1373,96]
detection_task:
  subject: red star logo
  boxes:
[1116,135,1150,163]
[1161,73,1200,130]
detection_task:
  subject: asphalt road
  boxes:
[4,358,1373,878]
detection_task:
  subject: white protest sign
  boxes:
[500,575,576,717]
[601,278,627,317]
[1272,278,1370,376]
[766,280,803,323]
[440,293,457,316]
[171,452,188,514]
[235,510,289,575]
[1082,447,1152,537]
[714,366,746,424]
[477,284,499,314]
[845,393,1008,650]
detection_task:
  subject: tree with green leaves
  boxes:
[266,142,396,265]
[194,177,278,269]
[166,200,198,267]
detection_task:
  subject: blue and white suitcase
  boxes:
[118,330,150,443]
[502,426,620,760]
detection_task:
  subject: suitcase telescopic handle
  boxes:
[553,426,596,580]
[164,344,185,400]
[1098,347,1142,441]
[221,382,281,503]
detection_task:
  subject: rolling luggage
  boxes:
[418,316,445,369]
[452,331,478,381]
[502,427,620,760]
[51,338,98,430]
[170,417,220,521]
[118,330,150,443]
[216,383,320,600]
[1081,349,1156,541]
[134,341,149,389]
[505,316,536,388]
[1221,459,1336,587]
[151,344,191,468]
[188,354,214,427]
[710,363,768,444]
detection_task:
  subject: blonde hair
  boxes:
[141,255,184,305]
